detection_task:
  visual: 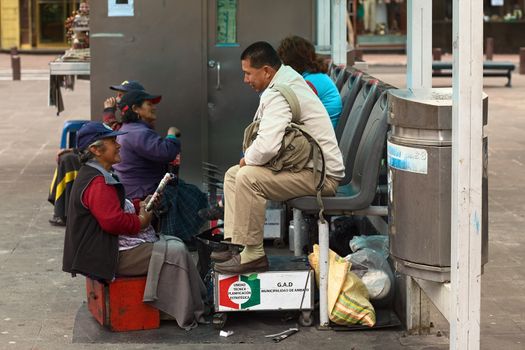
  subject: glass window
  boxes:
[37,0,79,46]
[216,0,237,45]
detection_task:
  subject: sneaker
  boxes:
[198,206,224,221]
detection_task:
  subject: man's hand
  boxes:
[239,157,246,167]
[104,97,117,109]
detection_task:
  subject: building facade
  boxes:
[433,0,525,54]
[1,0,81,51]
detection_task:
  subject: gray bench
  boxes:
[432,61,515,87]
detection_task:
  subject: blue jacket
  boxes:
[303,72,342,128]
[113,121,180,199]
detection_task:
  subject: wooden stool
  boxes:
[86,276,160,332]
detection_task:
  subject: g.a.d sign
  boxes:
[215,271,313,312]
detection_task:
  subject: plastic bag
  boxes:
[345,248,394,304]
[309,245,376,327]
[349,235,389,258]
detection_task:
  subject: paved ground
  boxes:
[0,54,523,349]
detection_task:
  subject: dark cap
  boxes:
[118,90,162,114]
[77,122,127,151]
[109,80,145,92]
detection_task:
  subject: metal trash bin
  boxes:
[387,88,488,282]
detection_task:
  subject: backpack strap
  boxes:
[271,84,302,124]
[271,83,328,223]
[294,125,328,222]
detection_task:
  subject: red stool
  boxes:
[86,276,160,332]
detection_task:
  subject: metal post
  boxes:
[292,209,307,257]
[10,47,21,81]
[485,37,494,61]
[406,0,432,89]
[331,0,347,66]
[318,219,330,328]
[520,47,525,74]
[403,0,432,334]
[433,48,442,61]
[316,0,331,51]
[451,0,483,349]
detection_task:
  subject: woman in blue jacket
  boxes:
[114,90,206,243]
[277,35,342,129]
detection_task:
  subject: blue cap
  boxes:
[109,80,145,92]
[76,122,127,151]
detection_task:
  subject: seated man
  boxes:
[214,42,345,274]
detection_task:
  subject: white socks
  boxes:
[240,242,265,264]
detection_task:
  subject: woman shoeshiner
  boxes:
[114,89,207,243]
[62,122,207,330]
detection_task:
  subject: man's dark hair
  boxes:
[240,41,282,69]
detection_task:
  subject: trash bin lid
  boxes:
[387,88,488,130]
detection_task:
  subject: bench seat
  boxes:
[432,61,515,87]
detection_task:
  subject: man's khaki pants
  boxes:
[224,165,339,246]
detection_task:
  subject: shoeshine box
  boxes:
[214,270,313,312]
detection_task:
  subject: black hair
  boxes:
[120,97,145,123]
[240,41,282,69]
[121,108,140,123]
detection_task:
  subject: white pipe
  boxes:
[331,0,347,66]
[318,219,330,327]
[406,0,432,89]
[316,0,331,51]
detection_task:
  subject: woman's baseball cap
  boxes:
[76,122,127,151]
[118,90,162,114]
[109,80,145,92]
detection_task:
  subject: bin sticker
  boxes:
[387,141,428,174]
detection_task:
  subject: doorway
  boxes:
[206,0,314,171]
[35,0,79,48]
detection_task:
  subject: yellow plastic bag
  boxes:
[309,244,376,327]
